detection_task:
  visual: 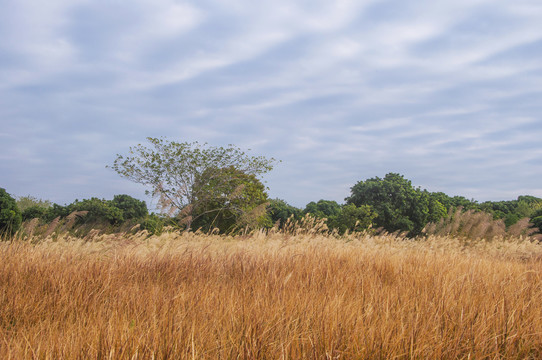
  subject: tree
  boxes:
[327,204,376,234]
[479,196,542,227]
[66,198,124,225]
[190,167,271,232]
[0,188,22,237]
[346,173,445,236]
[430,192,478,211]
[110,137,276,231]
[304,200,341,219]
[16,195,52,212]
[530,208,542,235]
[267,199,302,227]
[110,194,148,220]
[22,206,48,221]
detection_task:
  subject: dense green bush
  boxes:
[0,188,22,237]
[67,198,124,225]
[327,204,376,234]
[346,173,447,236]
[479,196,542,227]
[22,205,48,221]
[267,199,302,227]
[16,195,52,212]
[140,214,166,235]
[531,208,542,235]
[191,168,270,233]
[43,203,71,222]
[110,194,148,220]
[304,200,341,219]
[31,195,147,227]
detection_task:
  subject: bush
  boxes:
[140,214,165,235]
[0,188,22,237]
[110,194,148,220]
[304,200,341,219]
[530,208,542,235]
[346,173,447,236]
[68,198,124,225]
[22,205,48,221]
[43,204,71,222]
[327,204,377,234]
[16,195,52,212]
[267,199,302,228]
[423,208,539,240]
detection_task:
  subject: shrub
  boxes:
[327,204,377,234]
[110,194,148,220]
[140,214,165,235]
[346,173,447,236]
[0,188,22,237]
[16,195,52,212]
[423,207,539,240]
[22,205,48,221]
[68,198,124,225]
[267,199,302,228]
[43,204,71,222]
[530,208,542,235]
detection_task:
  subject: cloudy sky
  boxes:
[1,0,542,208]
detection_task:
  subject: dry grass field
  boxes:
[2,228,542,359]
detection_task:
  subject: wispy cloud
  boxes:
[1,0,541,206]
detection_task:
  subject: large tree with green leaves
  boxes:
[346,173,446,236]
[110,137,276,231]
[190,166,271,232]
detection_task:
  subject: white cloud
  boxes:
[1,0,542,206]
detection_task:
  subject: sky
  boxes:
[1,0,542,209]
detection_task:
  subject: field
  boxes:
[2,228,542,359]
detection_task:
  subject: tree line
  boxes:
[1,138,541,238]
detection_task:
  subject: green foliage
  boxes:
[428,196,447,223]
[530,208,542,234]
[67,198,124,225]
[504,213,520,228]
[430,192,478,211]
[43,204,71,222]
[424,208,539,240]
[22,206,48,221]
[110,194,148,220]
[346,173,447,236]
[302,200,376,234]
[327,204,376,234]
[110,137,277,231]
[191,167,270,233]
[267,199,302,227]
[0,188,22,237]
[32,195,147,228]
[16,195,52,212]
[479,196,542,227]
[140,214,166,235]
[304,200,341,219]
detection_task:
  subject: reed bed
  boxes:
[1,230,542,359]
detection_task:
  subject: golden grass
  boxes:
[2,230,542,359]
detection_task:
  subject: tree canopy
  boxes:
[267,199,303,227]
[346,173,446,236]
[0,188,22,237]
[190,167,271,232]
[110,137,276,231]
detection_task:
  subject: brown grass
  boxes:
[424,208,541,241]
[2,230,542,359]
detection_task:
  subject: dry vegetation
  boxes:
[2,224,542,359]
